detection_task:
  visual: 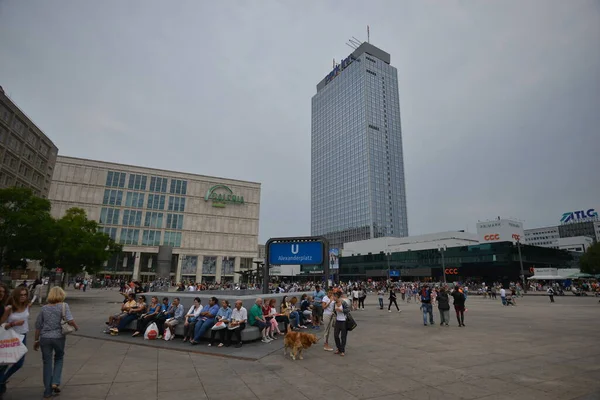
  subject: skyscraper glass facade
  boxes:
[311,43,408,248]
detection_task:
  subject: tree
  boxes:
[579,242,600,275]
[42,208,122,277]
[0,187,54,269]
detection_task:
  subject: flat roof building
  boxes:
[311,43,409,249]
[0,86,58,197]
[49,156,260,283]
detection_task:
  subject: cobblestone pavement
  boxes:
[4,288,600,400]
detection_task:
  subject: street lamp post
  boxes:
[387,252,391,282]
[516,239,527,293]
[438,245,447,284]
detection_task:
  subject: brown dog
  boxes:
[283,326,319,360]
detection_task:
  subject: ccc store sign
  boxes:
[484,234,500,241]
[445,268,459,275]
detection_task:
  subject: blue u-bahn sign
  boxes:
[268,242,324,265]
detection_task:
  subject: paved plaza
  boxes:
[5,288,600,400]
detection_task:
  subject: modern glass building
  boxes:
[311,43,408,249]
[340,242,575,283]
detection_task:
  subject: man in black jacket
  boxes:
[437,287,450,326]
[451,285,466,327]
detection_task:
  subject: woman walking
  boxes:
[33,287,79,399]
[333,291,349,356]
[451,284,466,327]
[0,287,31,395]
[388,288,400,312]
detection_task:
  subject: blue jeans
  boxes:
[0,333,26,385]
[378,298,384,309]
[501,296,506,306]
[289,311,301,327]
[422,303,434,325]
[118,313,138,330]
[193,318,215,342]
[40,337,66,398]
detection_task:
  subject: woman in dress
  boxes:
[33,287,79,399]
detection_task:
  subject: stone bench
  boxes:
[121,319,287,342]
[118,291,312,342]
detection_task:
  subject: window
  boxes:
[103,189,123,206]
[170,179,187,195]
[100,227,117,240]
[99,208,120,225]
[128,174,148,190]
[149,176,168,192]
[168,196,186,212]
[166,214,184,229]
[142,230,161,246]
[12,118,26,135]
[147,194,165,210]
[106,171,126,187]
[122,210,142,226]
[120,229,140,245]
[0,104,11,122]
[144,212,164,228]
[7,134,20,152]
[125,192,145,208]
[163,231,182,247]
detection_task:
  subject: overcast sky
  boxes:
[1,1,599,243]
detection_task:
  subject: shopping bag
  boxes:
[163,327,172,341]
[144,322,159,340]
[345,313,357,332]
[0,326,28,365]
[211,321,226,331]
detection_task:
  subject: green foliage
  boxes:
[0,187,54,268]
[0,188,122,275]
[579,242,600,275]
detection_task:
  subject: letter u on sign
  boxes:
[291,244,299,255]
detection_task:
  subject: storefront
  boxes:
[339,242,575,283]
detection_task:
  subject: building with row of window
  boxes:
[524,208,599,250]
[49,156,260,282]
[0,86,58,196]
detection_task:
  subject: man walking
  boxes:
[500,287,507,306]
[420,284,434,326]
[312,285,326,330]
[547,286,555,303]
[322,289,336,351]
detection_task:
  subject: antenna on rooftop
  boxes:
[367,25,370,43]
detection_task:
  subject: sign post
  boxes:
[263,236,329,294]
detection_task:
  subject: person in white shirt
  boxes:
[182,298,203,342]
[333,291,349,356]
[321,289,336,352]
[227,300,248,348]
[500,287,507,306]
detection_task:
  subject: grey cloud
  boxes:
[0,0,598,241]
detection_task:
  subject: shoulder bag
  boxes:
[61,303,76,336]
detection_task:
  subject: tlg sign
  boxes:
[560,209,598,223]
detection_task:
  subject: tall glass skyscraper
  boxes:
[311,43,408,249]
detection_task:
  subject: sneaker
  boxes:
[388,310,391,313]
[398,310,402,313]
[261,338,270,343]
[207,343,212,347]
[324,346,334,352]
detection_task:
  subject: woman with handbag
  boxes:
[333,291,349,356]
[182,297,202,342]
[132,296,160,337]
[33,287,79,399]
[0,287,31,395]
[209,300,232,347]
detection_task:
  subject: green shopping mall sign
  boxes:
[204,185,245,208]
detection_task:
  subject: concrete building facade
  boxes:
[49,156,260,283]
[0,87,58,197]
